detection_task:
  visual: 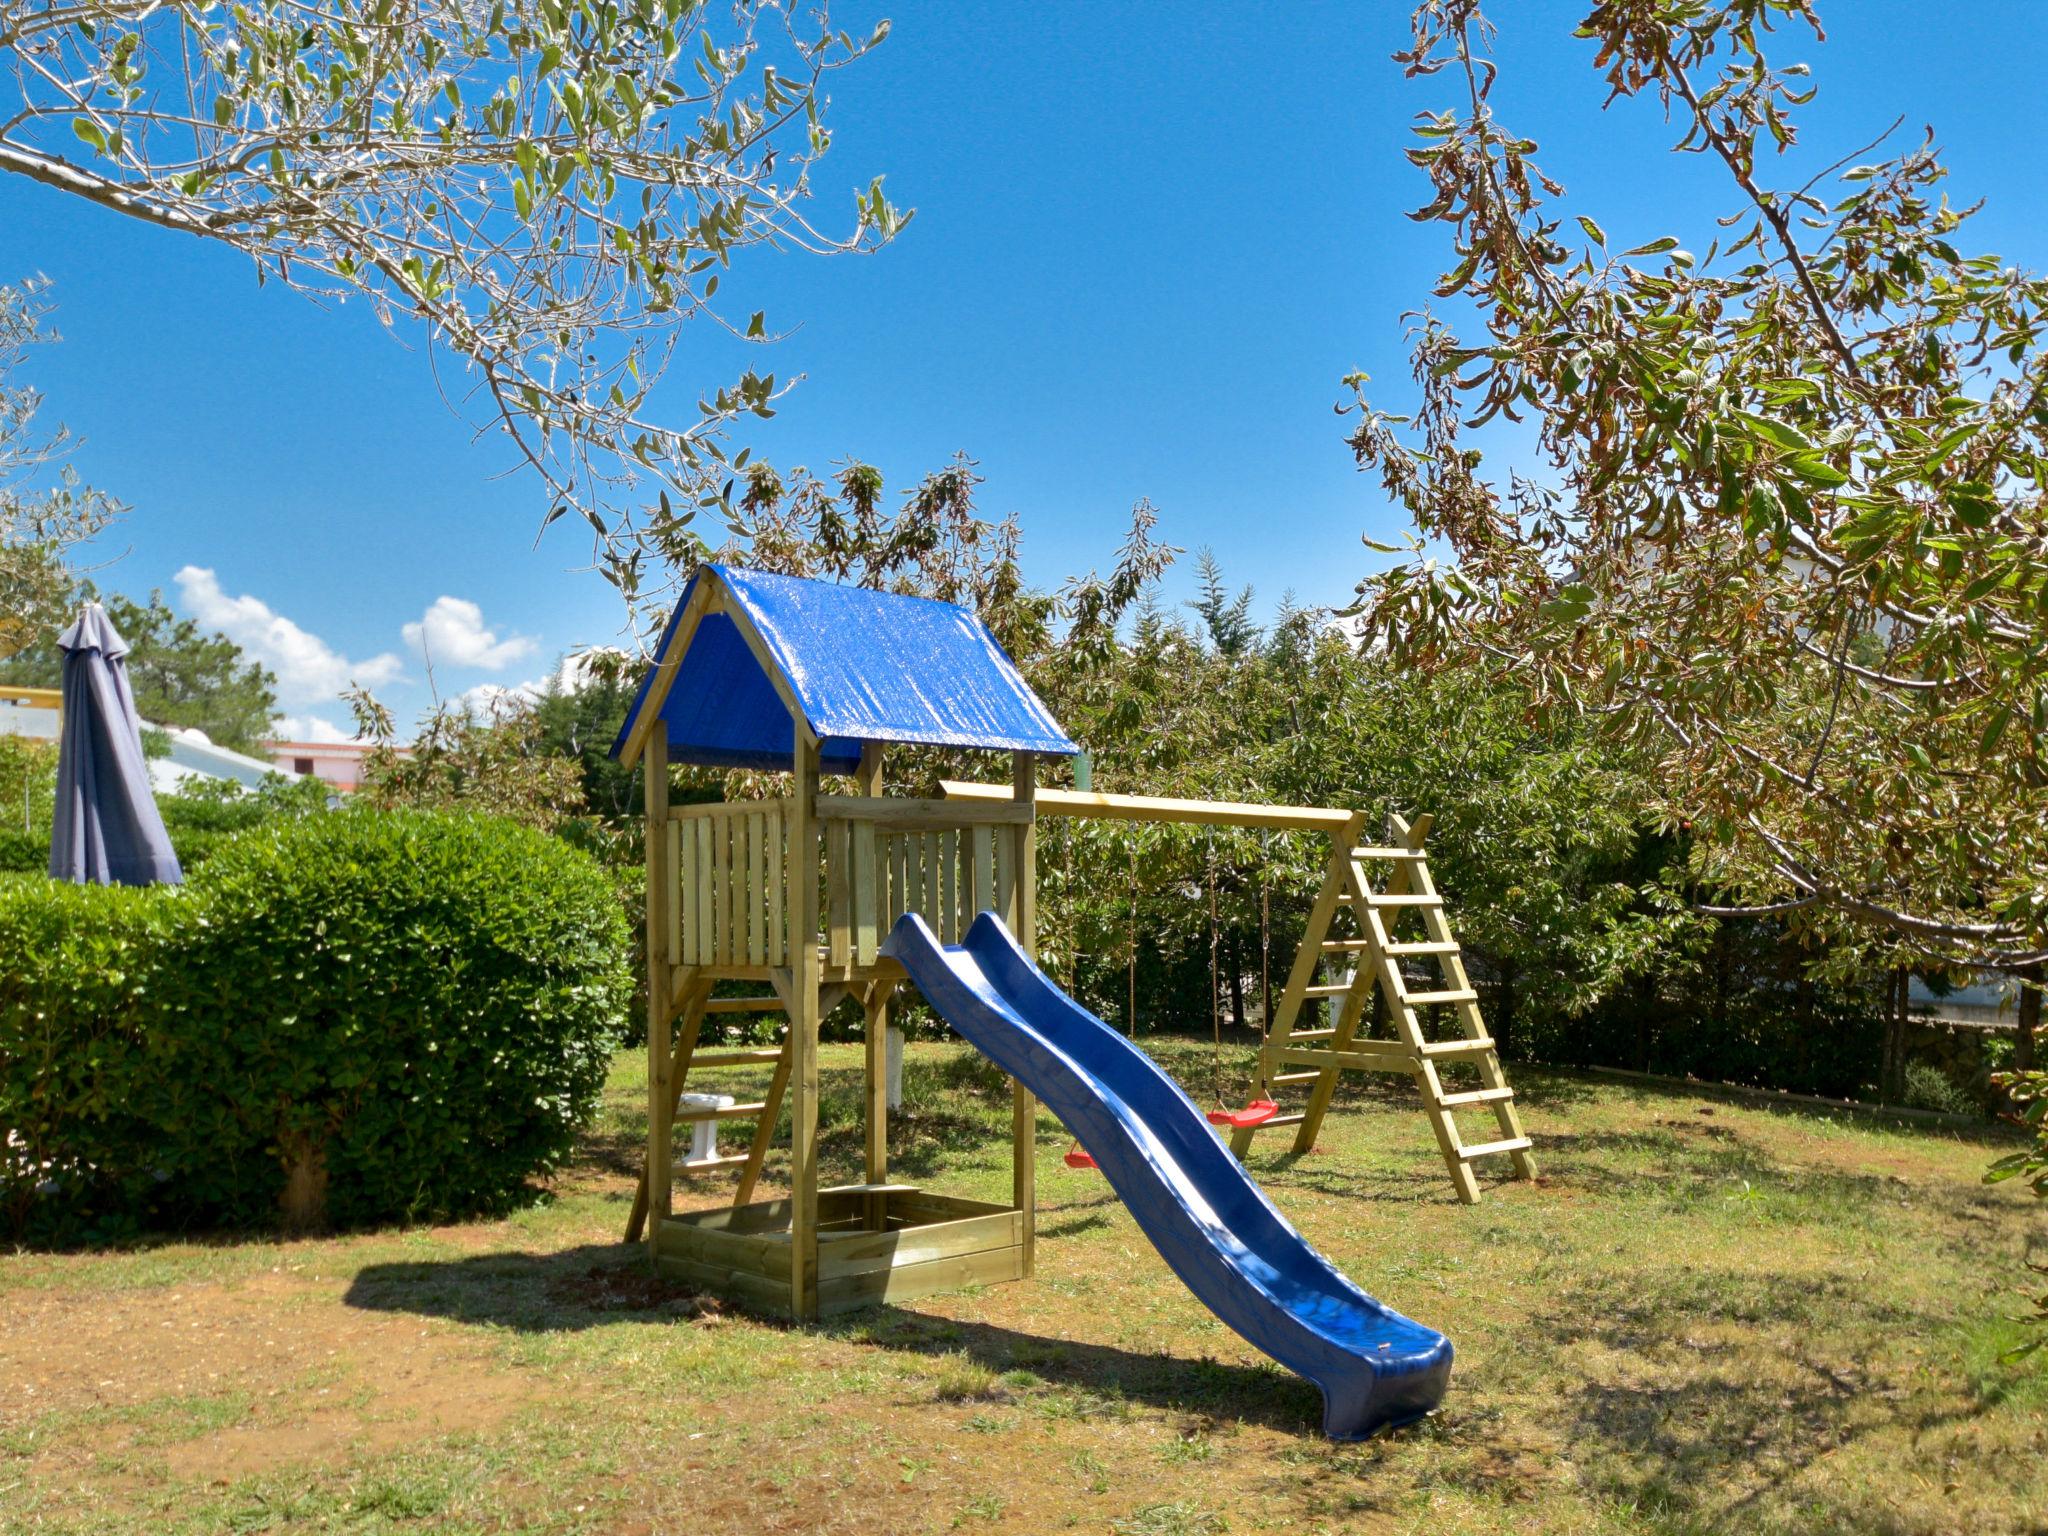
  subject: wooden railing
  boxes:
[666,795,1032,972]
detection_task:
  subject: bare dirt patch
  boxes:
[1,1265,543,1484]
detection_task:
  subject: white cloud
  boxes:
[451,649,626,715]
[175,566,403,706]
[269,713,359,744]
[402,596,537,671]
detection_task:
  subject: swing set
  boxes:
[942,781,1535,1204]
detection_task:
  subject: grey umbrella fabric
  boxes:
[49,603,182,886]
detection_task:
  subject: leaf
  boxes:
[1624,236,1680,257]
[1783,455,1847,487]
[72,118,107,153]
[1733,411,1818,454]
[1577,216,1607,247]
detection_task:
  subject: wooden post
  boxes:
[1011,751,1038,1277]
[787,733,823,1318]
[857,742,889,1230]
[643,732,673,1252]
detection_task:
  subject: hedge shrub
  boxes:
[0,810,631,1241]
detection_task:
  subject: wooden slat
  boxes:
[1351,846,1428,860]
[671,823,688,966]
[814,1244,1024,1317]
[766,806,786,965]
[816,1210,1022,1278]
[1419,1036,1498,1058]
[694,818,714,967]
[655,1219,793,1283]
[892,834,911,929]
[674,1099,772,1121]
[972,826,995,919]
[1440,1086,1516,1107]
[853,823,879,966]
[745,811,765,965]
[993,825,1016,928]
[826,817,852,968]
[1456,1136,1533,1161]
[939,829,959,943]
[1385,941,1459,956]
[687,1049,788,1068]
[1404,988,1479,1006]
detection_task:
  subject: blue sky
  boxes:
[5,2,2045,739]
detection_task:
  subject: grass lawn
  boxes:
[3,1037,2044,1535]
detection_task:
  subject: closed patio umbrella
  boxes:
[49,603,182,885]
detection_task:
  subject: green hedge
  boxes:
[0,811,632,1241]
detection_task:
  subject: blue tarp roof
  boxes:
[612,566,1080,772]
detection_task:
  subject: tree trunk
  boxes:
[2017,961,2041,1076]
[1881,966,1909,1104]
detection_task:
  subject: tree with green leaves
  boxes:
[0,279,117,657]
[0,0,906,621]
[1,590,278,753]
[1352,0,2048,1328]
[1350,1,2048,981]
[1187,548,1258,656]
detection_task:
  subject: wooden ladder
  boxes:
[624,977,807,1243]
[1229,812,1534,1204]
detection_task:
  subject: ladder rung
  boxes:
[1321,939,1373,951]
[1283,1028,1338,1041]
[705,997,784,1014]
[674,1100,771,1122]
[1351,847,1427,860]
[1362,893,1441,907]
[1385,941,1458,956]
[1303,983,1356,999]
[684,1049,787,1069]
[675,1151,753,1171]
[1456,1135,1532,1161]
[1402,988,1478,1007]
[1271,1070,1324,1085]
[1419,1037,1496,1058]
[1438,1086,1515,1107]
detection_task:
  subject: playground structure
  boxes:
[613,564,1526,1433]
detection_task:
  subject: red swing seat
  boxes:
[1206,1097,1280,1130]
[1063,1144,1098,1170]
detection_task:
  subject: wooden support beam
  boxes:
[643,731,674,1249]
[625,967,710,1244]
[1010,752,1038,1279]
[787,736,823,1318]
[819,795,1034,827]
[943,780,1355,832]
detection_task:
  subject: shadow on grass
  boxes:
[341,1244,1327,1437]
[825,1307,1327,1438]
[1508,1265,2007,1528]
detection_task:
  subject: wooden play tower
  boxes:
[614,565,1069,1319]
[616,566,1532,1321]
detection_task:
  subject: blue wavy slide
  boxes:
[881,911,1453,1439]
